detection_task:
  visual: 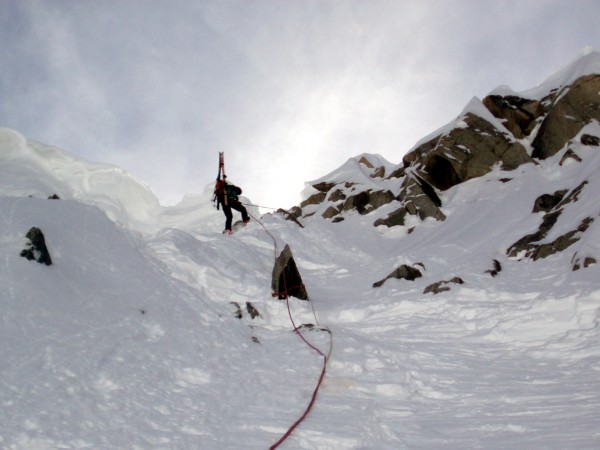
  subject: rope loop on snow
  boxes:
[247,212,332,450]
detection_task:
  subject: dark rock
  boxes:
[403,112,532,191]
[279,207,304,228]
[231,302,262,319]
[423,277,464,295]
[398,176,446,221]
[322,205,342,219]
[559,149,583,166]
[485,259,502,277]
[48,194,60,200]
[373,264,423,288]
[20,227,52,266]
[387,166,406,179]
[511,216,593,261]
[342,190,395,215]
[413,174,442,207]
[272,244,308,300]
[584,257,597,267]
[509,181,591,259]
[371,166,386,178]
[300,192,327,208]
[532,190,567,213]
[571,252,596,271]
[581,134,600,146]
[530,217,594,260]
[482,95,544,138]
[532,74,600,159]
[373,173,446,228]
[507,210,562,257]
[374,207,408,227]
[231,302,243,319]
[246,302,261,319]
[328,189,347,202]
[358,156,374,168]
[422,153,461,191]
[558,181,588,207]
[312,182,337,193]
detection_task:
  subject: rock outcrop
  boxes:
[374,174,445,227]
[403,112,533,192]
[272,244,308,300]
[532,74,600,159]
[423,277,464,295]
[373,263,424,288]
[291,53,600,243]
[482,95,544,139]
[507,182,592,260]
[572,253,597,271]
[20,227,52,266]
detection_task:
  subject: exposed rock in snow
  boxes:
[20,226,52,266]
[403,106,532,191]
[532,190,568,213]
[372,263,423,288]
[271,244,309,300]
[532,74,600,159]
[423,276,464,295]
[482,94,544,139]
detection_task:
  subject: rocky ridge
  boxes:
[286,49,600,292]
[292,50,600,232]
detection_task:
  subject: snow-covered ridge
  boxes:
[492,47,600,99]
[295,48,600,229]
[300,153,395,199]
[0,128,246,235]
[0,127,161,231]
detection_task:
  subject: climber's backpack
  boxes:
[225,184,242,202]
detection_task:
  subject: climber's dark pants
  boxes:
[223,199,249,231]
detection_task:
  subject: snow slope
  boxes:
[2,51,600,449]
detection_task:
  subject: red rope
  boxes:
[248,212,331,449]
[269,293,329,450]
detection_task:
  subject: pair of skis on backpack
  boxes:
[223,219,250,235]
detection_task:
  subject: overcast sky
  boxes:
[1,1,599,209]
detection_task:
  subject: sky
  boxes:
[1,0,599,209]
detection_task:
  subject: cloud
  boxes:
[1,0,599,209]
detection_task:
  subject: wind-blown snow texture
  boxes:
[2,51,600,449]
